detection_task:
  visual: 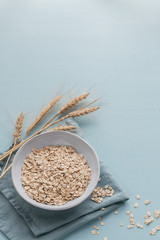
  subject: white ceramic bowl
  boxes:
[12,131,100,210]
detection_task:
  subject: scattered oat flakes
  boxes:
[147,211,151,217]
[129,213,134,218]
[144,216,154,225]
[104,237,108,240]
[150,228,157,236]
[100,222,105,226]
[91,185,115,203]
[97,231,99,235]
[101,207,105,211]
[130,218,135,225]
[98,217,102,220]
[127,225,135,229]
[145,200,151,205]
[136,194,141,200]
[93,225,99,230]
[155,226,160,231]
[91,230,96,235]
[120,222,124,227]
[154,210,160,219]
[144,215,149,219]
[134,202,138,208]
[114,210,118,215]
[136,223,144,229]
[104,185,109,189]
[126,210,131,215]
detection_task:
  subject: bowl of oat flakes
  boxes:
[12,131,100,210]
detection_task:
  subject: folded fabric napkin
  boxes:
[0,121,128,240]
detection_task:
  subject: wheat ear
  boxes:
[13,113,24,141]
[68,106,100,118]
[46,125,76,132]
[0,106,99,165]
[1,113,24,176]
[26,95,61,134]
[44,92,89,127]
[58,92,89,114]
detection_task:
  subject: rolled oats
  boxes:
[99,221,105,226]
[134,202,138,208]
[145,200,151,205]
[91,230,96,235]
[136,223,143,229]
[101,207,106,211]
[146,211,151,217]
[154,210,160,219]
[93,225,99,230]
[144,216,154,225]
[127,225,135,229]
[21,145,91,205]
[91,185,115,203]
[136,194,140,200]
[114,210,118,215]
[126,210,131,215]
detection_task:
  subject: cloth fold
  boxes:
[0,122,128,240]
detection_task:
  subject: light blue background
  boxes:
[0,0,160,239]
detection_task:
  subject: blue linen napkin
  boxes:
[0,121,128,240]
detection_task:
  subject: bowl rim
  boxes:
[12,131,100,211]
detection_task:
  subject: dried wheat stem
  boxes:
[46,125,76,132]
[80,98,101,110]
[42,106,99,132]
[26,95,61,134]
[44,93,89,127]
[0,134,37,163]
[1,113,24,176]
[0,163,12,180]
[1,140,16,177]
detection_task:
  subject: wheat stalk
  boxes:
[26,95,61,134]
[1,113,24,176]
[0,106,99,165]
[46,125,76,132]
[0,163,12,180]
[44,92,89,127]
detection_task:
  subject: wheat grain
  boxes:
[46,125,76,132]
[13,113,24,141]
[68,107,100,118]
[26,95,61,134]
[58,92,89,114]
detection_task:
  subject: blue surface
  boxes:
[0,0,160,239]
